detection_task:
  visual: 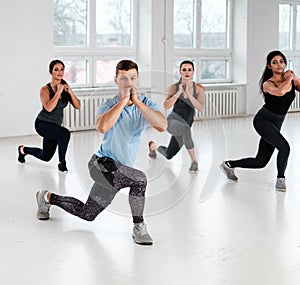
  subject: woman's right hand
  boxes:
[284,70,294,81]
[57,84,65,95]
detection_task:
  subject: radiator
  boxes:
[197,88,238,119]
[64,87,243,131]
[63,90,109,131]
[290,91,300,111]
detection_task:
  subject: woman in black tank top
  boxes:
[17,59,81,172]
[220,50,300,192]
[147,60,205,173]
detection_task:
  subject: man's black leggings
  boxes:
[24,118,70,162]
[229,107,290,178]
[50,154,147,224]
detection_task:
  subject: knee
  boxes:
[64,130,71,141]
[278,142,290,157]
[134,171,147,189]
[43,155,54,162]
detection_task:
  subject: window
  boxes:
[54,0,136,87]
[279,1,300,75]
[173,0,232,83]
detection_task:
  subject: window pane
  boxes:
[174,0,195,48]
[279,4,292,50]
[296,5,300,50]
[200,59,227,80]
[292,59,300,75]
[201,0,227,49]
[63,60,88,85]
[95,59,121,86]
[96,0,132,47]
[54,0,87,47]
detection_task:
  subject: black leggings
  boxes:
[229,107,290,178]
[24,119,70,162]
[50,155,147,224]
[163,112,194,159]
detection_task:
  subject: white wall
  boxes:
[0,0,284,138]
[0,0,53,137]
[245,0,279,114]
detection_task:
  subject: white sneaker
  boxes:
[132,223,153,245]
[275,178,286,192]
[36,190,51,220]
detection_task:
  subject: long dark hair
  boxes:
[49,59,71,103]
[259,50,287,94]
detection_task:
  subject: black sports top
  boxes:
[263,80,296,115]
[36,83,68,125]
[172,81,198,126]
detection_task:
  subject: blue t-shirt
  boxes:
[96,94,162,166]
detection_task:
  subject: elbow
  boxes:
[159,119,168,132]
[163,102,170,110]
[97,121,110,134]
[97,124,106,134]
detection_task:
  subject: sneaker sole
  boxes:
[132,235,153,246]
[220,164,238,181]
[275,187,286,192]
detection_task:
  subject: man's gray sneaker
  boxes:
[157,146,167,158]
[220,161,238,181]
[189,161,199,173]
[132,222,153,245]
[36,190,51,220]
[275,178,286,192]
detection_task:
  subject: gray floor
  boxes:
[2,114,300,285]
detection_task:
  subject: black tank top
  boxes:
[172,81,197,125]
[263,80,296,115]
[36,83,68,125]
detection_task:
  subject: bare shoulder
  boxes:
[167,83,177,93]
[195,83,205,93]
[40,85,50,97]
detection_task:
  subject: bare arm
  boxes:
[130,86,167,132]
[40,85,64,112]
[133,99,167,132]
[186,83,205,112]
[63,84,81,109]
[96,96,129,134]
[292,71,300,92]
[163,84,183,110]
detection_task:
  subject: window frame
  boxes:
[279,0,300,72]
[54,0,137,88]
[173,0,233,84]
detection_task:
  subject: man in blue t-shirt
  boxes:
[35,60,167,246]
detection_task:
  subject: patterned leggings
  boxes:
[50,154,147,223]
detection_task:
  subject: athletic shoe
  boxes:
[18,145,26,163]
[148,141,157,159]
[36,190,51,220]
[275,178,286,192]
[58,160,68,172]
[189,161,199,173]
[220,161,238,181]
[157,145,167,158]
[132,222,153,245]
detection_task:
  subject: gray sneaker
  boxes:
[132,223,153,245]
[275,178,286,192]
[220,161,238,181]
[189,161,199,173]
[157,145,167,158]
[36,190,51,220]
